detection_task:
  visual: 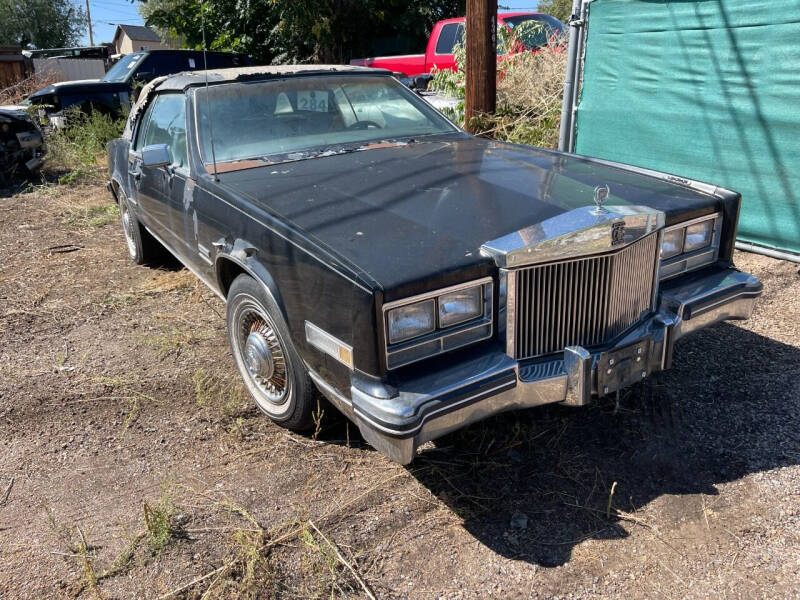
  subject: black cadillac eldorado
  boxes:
[106,65,762,464]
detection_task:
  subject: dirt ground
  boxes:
[1,181,798,600]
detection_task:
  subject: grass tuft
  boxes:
[63,203,119,228]
[193,368,246,421]
[143,491,176,557]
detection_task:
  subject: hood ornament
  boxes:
[592,185,611,214]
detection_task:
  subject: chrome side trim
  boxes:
[481,205,665,268]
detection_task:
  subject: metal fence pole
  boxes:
[558,0,584,152]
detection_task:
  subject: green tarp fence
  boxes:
[574,0,800,256]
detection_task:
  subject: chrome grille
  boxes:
[510,233,659,360]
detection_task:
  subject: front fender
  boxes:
[214,242,287,318]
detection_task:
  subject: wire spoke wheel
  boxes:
[233,298,291,409]
[120,199,137,259]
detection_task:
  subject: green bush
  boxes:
[45,108,126,184]
[430,22,568,149]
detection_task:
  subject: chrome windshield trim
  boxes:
[480,205,665,268]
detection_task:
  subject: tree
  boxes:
[536,0,573,23]
[137,0,465,65]
[0,0,86,49]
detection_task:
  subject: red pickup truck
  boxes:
[350,12,565,77]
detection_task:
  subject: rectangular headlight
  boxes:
[383,277,494,369]
[438,285,483,328]
[683,219,714,252]
[661,228,684,259]
[659,213,722,280]
[387,299,435,344]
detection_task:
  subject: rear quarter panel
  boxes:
[107,137,130,200]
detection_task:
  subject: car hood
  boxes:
[29,79,129,98]
[0,105,32,120]
[218,136,719,297]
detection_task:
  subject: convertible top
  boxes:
[123,64,391,139]
[154,64,391,92]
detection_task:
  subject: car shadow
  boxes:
[400,322,800,567]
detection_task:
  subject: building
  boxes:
[112,24,169,55]
[0,46,33,88]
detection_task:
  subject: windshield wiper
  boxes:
[259,137,426,165]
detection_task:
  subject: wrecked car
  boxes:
[106,66,762,464]
[29,49,249,127]
[0,105,45,186]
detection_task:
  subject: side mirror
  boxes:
[413,74,432,91]
[141,144,171,168]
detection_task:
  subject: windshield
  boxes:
[103,53,145,82]
[503,15,565,48]
[194,75,457,169]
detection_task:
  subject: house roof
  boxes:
[114,24,162,43]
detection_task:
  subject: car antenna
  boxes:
[201,3,219,182]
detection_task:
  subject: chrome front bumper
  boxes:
[312,267,762,464]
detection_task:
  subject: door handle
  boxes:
[163,165,175,188]
[130,168,142,181]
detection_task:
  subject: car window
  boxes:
[435,23,463,55]
[102,52,145,82]
[194,75,457,168]
[139,94,188,168]
[502,15,565,48]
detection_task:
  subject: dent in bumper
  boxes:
[312,268,762,464]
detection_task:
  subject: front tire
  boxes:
[226,274,316,431]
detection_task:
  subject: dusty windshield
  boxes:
[103,52,145,82]
[194,75,458,169]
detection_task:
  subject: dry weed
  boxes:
[0,71,60,106]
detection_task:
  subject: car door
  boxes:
[130,93,187,247]
[430,22,463,72]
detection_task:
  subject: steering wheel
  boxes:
[347,120,382,130]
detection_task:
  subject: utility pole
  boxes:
[85,0,94,46]
[464,0,497,133]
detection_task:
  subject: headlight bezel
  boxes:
[659,213,722,280]
[383,277,494,370]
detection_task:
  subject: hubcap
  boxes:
[120,201,137,258]
[245,331,275,380]
[237,306,289,405]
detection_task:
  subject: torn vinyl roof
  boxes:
[122,65,391,139]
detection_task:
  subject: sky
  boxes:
[78,0,542,47]
[78,0,146,46]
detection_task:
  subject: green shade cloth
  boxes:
[574,0,800,255]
